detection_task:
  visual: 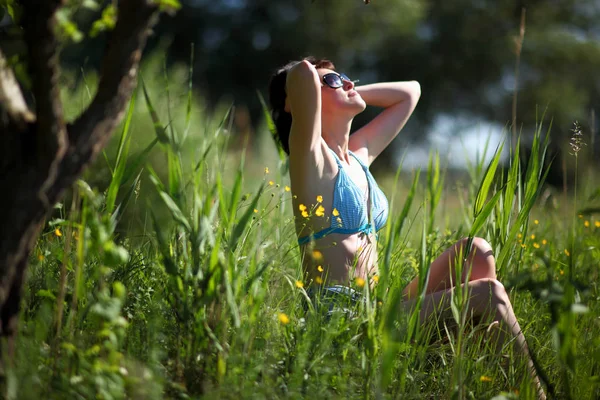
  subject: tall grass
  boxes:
[6,69,600,400]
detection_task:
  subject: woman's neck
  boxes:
[322,117,353,162]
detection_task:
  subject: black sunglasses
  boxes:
[322,72,359,89]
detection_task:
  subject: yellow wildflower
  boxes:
[253,209,258,213]
[54,228,62,237]
[542,239,547,245]
[595,221,600,228]
[517,233,522,239]
[521,244,526,248]
[372,275,379,283]
[37,254,44,262]
[315,205,325,217]
[479,376,493,383]
[578,214,583,219]
[560,269,564,275]
[264,167,269,174]
[332,208,339,217]
[584,220,590,228]
[285,185,291,192]
[299,204,307,211]
[317,265,324,272]
[278,313,290,325]
[315,276,323,284]
[530,234,535,240]
[269,180,274,186]
[316,195,323,203]
[312,250,323,261]
[295,280,304,288]
[302,211,309,218]
[355,277,366,288]
[533,242,540,249]
[534,219,539,225]
[564,249,570,257]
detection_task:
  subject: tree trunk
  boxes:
[0,0,161,378]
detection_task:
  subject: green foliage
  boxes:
[0,0,20,23]
[89,4,116,38]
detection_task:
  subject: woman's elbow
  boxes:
[410,80,421,101]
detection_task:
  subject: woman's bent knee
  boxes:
[463,237,497,280]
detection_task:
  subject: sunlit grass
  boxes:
[7,67,600,399]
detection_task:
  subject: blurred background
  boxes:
[3,0,599,182]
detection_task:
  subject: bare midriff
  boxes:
[300,230,378,286]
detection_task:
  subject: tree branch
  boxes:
[0,48,34,131]
[51,0,159,201]
[21,0,67,164]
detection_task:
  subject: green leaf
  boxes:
[158,191,191,233]
[469,190,503,237]
[36,289,56,301]
[393,169,421,239]
[118,169,143,217]
[258,90,286,162]
[122,138,159,184]
[501,137,520,238]
[106,90,136,215]
[155,0,181,13]
[228,167,243,227]
[141,75,170,144]
[82,0,100,11]
[167,147,183,199]
[473,140,503,217]
[151,209,178,276]
[2,1,20,22]
[229,183,265,252]
[90,4,117,37]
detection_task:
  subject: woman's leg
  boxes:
[404,278,546,400]
[403,237,496,299]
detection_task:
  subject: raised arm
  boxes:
[286,60,322,153]
[349,81,421,165]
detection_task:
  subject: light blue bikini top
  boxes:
[297,149,389,245]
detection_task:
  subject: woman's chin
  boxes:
[351,99,367,114]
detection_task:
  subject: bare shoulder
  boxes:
[346,143,371,166]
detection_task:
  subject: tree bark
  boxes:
[0,0,159,373]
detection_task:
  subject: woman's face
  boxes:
[317,68,366,119]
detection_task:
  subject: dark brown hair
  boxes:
[268,57,335,155]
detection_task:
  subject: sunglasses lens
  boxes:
[323,74,343,88]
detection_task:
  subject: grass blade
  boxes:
[258,90,286,163]
[473,140,504,217]
[141,75,170,144]
[105,89,136,215]
[229,183,265,253]
[393,169,421,240]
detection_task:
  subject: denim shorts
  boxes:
[305,285,362,318]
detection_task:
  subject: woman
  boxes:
[268,57,545,399]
